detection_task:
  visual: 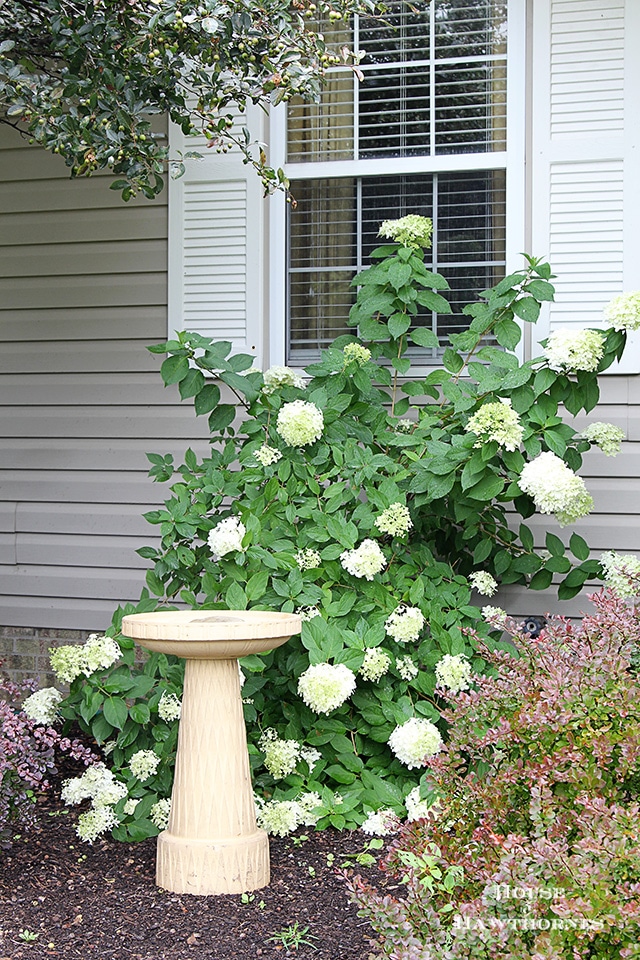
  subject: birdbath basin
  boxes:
[121,610,302,897]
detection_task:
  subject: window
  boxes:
[279,0,518,365]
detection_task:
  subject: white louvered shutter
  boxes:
[530,0,640,372]
[168,105,266,362]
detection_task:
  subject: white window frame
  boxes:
[268,0,527,368]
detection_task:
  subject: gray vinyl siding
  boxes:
[0,126,209,630]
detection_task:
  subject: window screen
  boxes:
[286,0,509,363]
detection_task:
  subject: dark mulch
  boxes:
[0,797,393,960]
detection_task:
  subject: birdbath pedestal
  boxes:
[121,610,302,897]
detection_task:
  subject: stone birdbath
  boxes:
[121,609,302,897]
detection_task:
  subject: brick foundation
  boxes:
[0,626,93,686]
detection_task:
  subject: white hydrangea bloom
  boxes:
[543,328,605,373]
[158,691,182,722]
[468,571,498,597]
[262,365,305,393]
[207,515,246,560]
[518,452,594,526]
[582,422,625,457]
[256,798,303,837]
[388,718,443,769]
[295,548,322,570]
[297,792,323,826]
[359,647,391,682]
[379,215,433,249]
[435,654,472,694]
[361,808,400,836]
[276,400,324,447]
[50,634,121,684]
[297,662,357,715]
[76,805,119,844]
[385,606,425,644]
[150,798,171,830]
[254,444,283,466]
[299,746,322,773]
[61,763,125,807]
[83,634,122,675]
[464,399,524,452]
[396,419,415,433]
[374,503,413,538]
[340,539,387,580]
[604,291,640,331]
[405,786,441,822]
[482,605,508,627]
[22,686,63,726]
[343,343,372,365]
[129,749,161,782]
[259,728,301,780]
[49,643,86,684]
[396,656,419,681]
[296,605,321,621]
[599,551,640,599]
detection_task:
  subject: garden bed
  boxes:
[0,797,389,960]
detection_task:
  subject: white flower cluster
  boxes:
[343,343,372,366]
[435,654,472,693]
[62,763,127,808]
[468,571,498,597]
[255,792,323,836]
[22,686,63,726]
[385,606,425,643]
[150,798,171,830]
[296,605,321,621]
[259,728,301,780]
[276,400,324,447]
[158,691,182,722]
[396,655,419,681]
[482,605,508,627]
[405,785,440,822]
[129,749,161,782]
[518,452,593,526]
[295,548,321,570]
[76,805,120,844]
[61,763,127,843]
[361,808,400,836]
[379,214,433,249]
[599,551,640,599]
[465,399,524,452]
[262,365,305,393]
[50,634,121,684]
[300,746,322,772]
[359,647,391,682]
[396,419,415,433]
[582,422,625,457]
[388,718,443,769]
[340,539,387,580]
[254,444,282,466]
[297,662,356,715]
[375,503,413,538]
[207,516,246,560]
[604,291,640,331]
[543,328,605,373]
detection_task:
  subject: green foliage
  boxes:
[0,0,376,199]
[50,228,628,841]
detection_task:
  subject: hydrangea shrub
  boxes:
[45,218,637,841]
[349,591,640,959]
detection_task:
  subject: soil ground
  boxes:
[0,796,392,960]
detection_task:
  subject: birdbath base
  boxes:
[121,610,301,897]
